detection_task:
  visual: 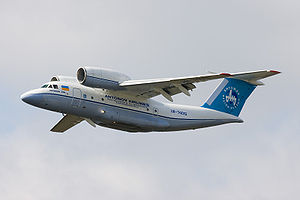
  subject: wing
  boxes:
[119,70,280,102]
[119,72,233,102]
[50,114,84,133]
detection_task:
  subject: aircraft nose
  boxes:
[21,92,29,103]
[21,91,43,106]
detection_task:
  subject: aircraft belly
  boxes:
[40,93,241,132]
[93,105,170,131]
[164,118,242,131]
[44,94,69,112]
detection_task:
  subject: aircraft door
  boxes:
[72,88,82,107]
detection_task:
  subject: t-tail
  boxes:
[202,70,281,117]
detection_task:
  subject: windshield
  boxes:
[41,84,59,89]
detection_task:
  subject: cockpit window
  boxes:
[41,84,48,88]
[48,85,53,88]
[53,85,58,89]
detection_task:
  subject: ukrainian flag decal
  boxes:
[61,85,69,91]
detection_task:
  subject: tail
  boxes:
[202,70,280,117]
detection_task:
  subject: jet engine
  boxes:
[77,67,130,90]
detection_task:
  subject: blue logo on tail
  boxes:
[202,78,256,116]
[223,87,240,109]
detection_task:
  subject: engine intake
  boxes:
[77,67,130,90]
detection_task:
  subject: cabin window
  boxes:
[91,96,94,99]
[41,84,48,88]
[53,85,58,89]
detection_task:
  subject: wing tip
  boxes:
[269,70,281,74]
[219,73,232,76]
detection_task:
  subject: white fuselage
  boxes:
[21,80,243,132]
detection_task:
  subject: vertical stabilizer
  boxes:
[202,70,280,116]
[202,78,256,116]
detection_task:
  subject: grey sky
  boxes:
[1,0,299,199]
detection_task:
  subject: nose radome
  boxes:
[21,91,43,106]
[20,91,31,103]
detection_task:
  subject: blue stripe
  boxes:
[40,92,219,121]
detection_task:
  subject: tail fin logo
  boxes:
[222,87,240,109]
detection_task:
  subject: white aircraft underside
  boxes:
[21,67,280,133]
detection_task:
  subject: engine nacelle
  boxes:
[77,67,130,90]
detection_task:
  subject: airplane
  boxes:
[21,67,280,133]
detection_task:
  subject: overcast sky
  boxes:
[1,0,300,199]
